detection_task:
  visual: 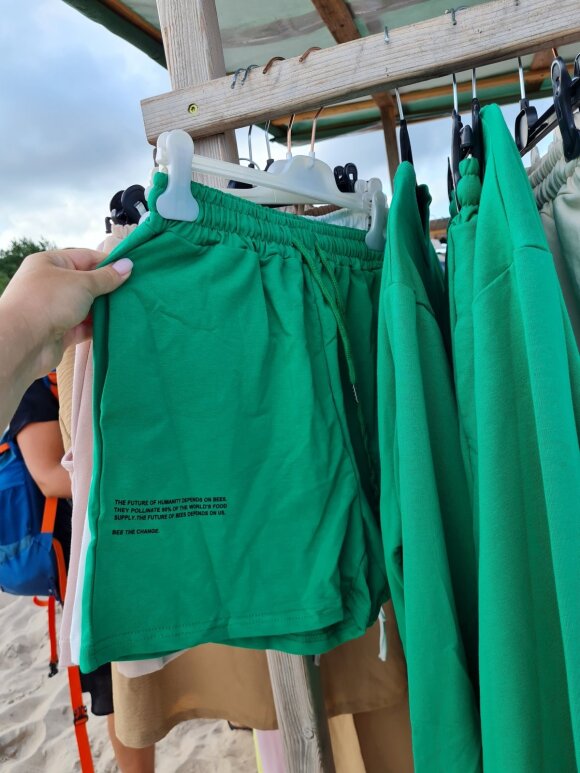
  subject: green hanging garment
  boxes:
[80,174,388,672]
[377,161,481,773]
[472,104,580,772]
[446,156,481,535]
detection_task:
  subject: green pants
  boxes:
[81,174,388,671]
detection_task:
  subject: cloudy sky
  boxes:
[2,0,551,251]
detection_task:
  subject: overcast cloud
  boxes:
[2,0,551,250]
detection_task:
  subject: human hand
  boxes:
[0,248,132,378]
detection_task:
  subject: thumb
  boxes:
[83,257,133,299]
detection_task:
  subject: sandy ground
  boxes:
[0,592,257,772]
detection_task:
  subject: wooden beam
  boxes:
[527,50,555,91]
[142,0,580,143]
[310,0,400,188]
[310,0,359,43]
[102,0,163,42]
[267,60,570,128]
[267,651,336,773]
[156,0,238,187]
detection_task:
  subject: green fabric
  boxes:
[446,156,481,530]
[473,104,580,772]
[377,161,481,773]
[80,174,387,672]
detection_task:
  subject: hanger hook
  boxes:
[394,88,405,121]
[264,120,272,160]
[287,114,296,156]
[517,56,527,101]
[310,107,324,154]
[247,125,254,164]
[472,68,477,100]
[452,73,459,114]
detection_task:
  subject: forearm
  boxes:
[40,463,73,499]
[0,300,46,430]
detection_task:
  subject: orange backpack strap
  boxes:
[52,538,68,605]
[68,666,94,773]
[41,497,58,535]
[47,596,58,676]
[0,442,9,454]
[46,371,59,400]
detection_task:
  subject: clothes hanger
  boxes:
[552,55,580,160]
[470,69,484,177]
[225,108,387,249]
[520,54,580,160]
[154,129,388,251]
[394,89,414,165]
[515,56,539,151]
[450,73,465,196]
[334,163,358,193]
[228,125,260,189]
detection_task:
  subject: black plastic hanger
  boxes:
[108,185,148,228]
[450,73,473,195]
[395,88,414,165]
[515,57,539,151]
[470,69,484,177]
[520,55,580,160]
[334,163,358,193]
[552,56,580,161]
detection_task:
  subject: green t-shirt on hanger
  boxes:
[377,160,481,773]
[473,104,580,773]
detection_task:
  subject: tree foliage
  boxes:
[0,237,56,295]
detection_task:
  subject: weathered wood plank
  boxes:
[156,0,238,185]
[267,652,336,773]
[143,0,580,143]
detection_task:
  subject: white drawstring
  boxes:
[378,608,388,661]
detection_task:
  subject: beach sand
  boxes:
[0,592,258,772]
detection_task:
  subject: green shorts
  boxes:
[80,174,387,671]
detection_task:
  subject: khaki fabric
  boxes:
[328,714,366,773]
[112,602,409,749]
[56,344,75,453]
[354,702,414,773]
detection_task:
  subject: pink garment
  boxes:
[59,224,137,666]
[255,730,286,773]
[59,342,93,666]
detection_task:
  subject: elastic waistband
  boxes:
[147,173,383,266]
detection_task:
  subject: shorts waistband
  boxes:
[148,173,384,266]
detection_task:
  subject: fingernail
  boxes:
[112,258,133,276]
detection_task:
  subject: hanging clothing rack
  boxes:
[144,2,580,770]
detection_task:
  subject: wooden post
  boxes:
[268,652,336,773]
[156,0,238,185]
[155,3,335,771]
[373,93,400,189]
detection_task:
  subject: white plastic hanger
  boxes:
[154,124,387,250]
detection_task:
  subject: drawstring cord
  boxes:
[293,239,381,510]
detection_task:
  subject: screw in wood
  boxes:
[188,104,199,115]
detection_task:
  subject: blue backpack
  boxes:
[0,376,94,771]
[0,374,65,601]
